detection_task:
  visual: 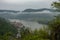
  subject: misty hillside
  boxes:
[0,10,20,13]
[0,12,55,24]
[0,9,59,24]
[23,8,59,12]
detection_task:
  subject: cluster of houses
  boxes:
[10,21,24,38]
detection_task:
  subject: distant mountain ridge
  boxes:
[0,10,20,13]
[23,8,59,12]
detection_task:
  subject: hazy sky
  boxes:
[0,0,57,11]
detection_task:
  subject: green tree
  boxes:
[50,0,60,40]
[21,26,49,40]
[52,0,60,11]
[48,16,60,40]
[20,26,31,40]
[0,17,18,40]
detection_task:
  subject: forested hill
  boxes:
[23,8,60,12]
[0,10,20,13]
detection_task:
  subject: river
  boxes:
[9,19,47,30]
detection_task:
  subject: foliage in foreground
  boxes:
[20,27,50,40]
[52,0,60,11]
[48,16,60,40]
[50,0,60,40]
[0,18,17,40]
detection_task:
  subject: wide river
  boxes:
[9,19,47,30]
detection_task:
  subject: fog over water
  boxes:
[0,10,60,30]
[8,12,59,30]
[9,19,47,30]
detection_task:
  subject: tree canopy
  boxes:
[0,18,17,38]
[52,0,60,10]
